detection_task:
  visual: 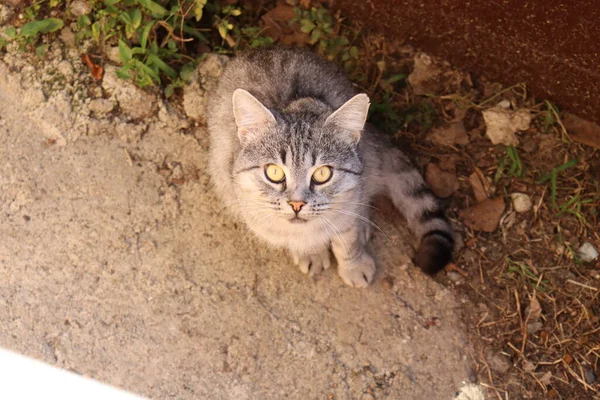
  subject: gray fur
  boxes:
[207,47,454,287]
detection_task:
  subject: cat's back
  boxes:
[210,47,356,115]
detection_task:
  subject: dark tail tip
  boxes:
[414,231,454,275]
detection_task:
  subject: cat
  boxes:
[207,46,454,288]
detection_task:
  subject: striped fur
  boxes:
[207,46,454,286]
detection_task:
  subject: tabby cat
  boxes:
[207,47,454,287]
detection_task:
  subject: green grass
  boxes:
[537,159,578,210]
[495,145,523,182]
[507,258,550,292]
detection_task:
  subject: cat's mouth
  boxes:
[288,216,307,224]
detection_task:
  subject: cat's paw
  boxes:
[293,249,331,277]
[338,253,376,288]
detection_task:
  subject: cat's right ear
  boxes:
[232,89,276,142]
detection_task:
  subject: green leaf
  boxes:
[136,0,167,17]
[132,47,147,55]
[76,15,91,28]
[179,62,196,81]
[35,44,49,57]
[116,64,132,80]
[91,21,101,41]
[131,8,142,29]
[104,0,121,6]
[139,21,154,49]
[300,19,315,33]
[21,18,64,37]
[387,73,406,84]
[118,39,132,62]
[135,59,160,81]
[230,8,241,17]
[147,53,177,79]
[164,83,175,98]
[5,27,17,39]
[217,23,228,39]
[309,28,322,44]
[182,24,207,42]
[193,0,207,21]
[118,12,132,25]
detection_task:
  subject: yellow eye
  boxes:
[312,166,333,184]
[265,164,286,183]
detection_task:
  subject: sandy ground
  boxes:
[0,49,479,399]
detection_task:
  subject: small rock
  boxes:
[88,98,115,115]
[70,0,92,16]
[563,112,600,149]
[447,271,463,283]
[527,321,543,334]
[425,163,459,198]
[584,368,596,384]
[497,99,511,109]
[539,371,553,386]
[102,65,158,119]
[577,242,599,262]
[106,46,121,64]
[459,197,505,232]
[485,349,511,374]
[510,193,532,213]
[482,107,532,146]
[428,121,469,146]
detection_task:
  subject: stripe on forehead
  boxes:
[290,120,316,168]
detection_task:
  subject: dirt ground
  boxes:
[0,48,483,399]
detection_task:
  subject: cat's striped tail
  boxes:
[385,156,455,274]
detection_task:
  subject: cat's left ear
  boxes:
[232,89,276,142]
[324,93,370,144]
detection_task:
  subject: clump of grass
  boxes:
[506,258,550,292]
[537,159,578,210]
[495,145,523,182]
[289,5,359,69]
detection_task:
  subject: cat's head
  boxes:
[230,89,370,226]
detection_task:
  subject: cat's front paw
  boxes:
[338,253,376,288]
[293,248,331,277]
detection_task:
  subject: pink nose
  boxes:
[288,201,306,213]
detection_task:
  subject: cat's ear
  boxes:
[232,89,276,141]
[324,93,370,144]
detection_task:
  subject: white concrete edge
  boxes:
[0,348,145,399]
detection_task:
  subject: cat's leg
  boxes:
[331,223,375,288]
[292,248,331,276]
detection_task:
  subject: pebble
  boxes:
[485,349,512,374]
[447,271,463,283]
[578,242,599,262]
[70,0,92,16]
[510,192,532,213]
[584,368,596,384]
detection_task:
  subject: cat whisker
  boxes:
[241,212,274,242]
[319,216,349,254]
[330,201,380,211]
[330,209,391,243]
[217,199,275,213]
